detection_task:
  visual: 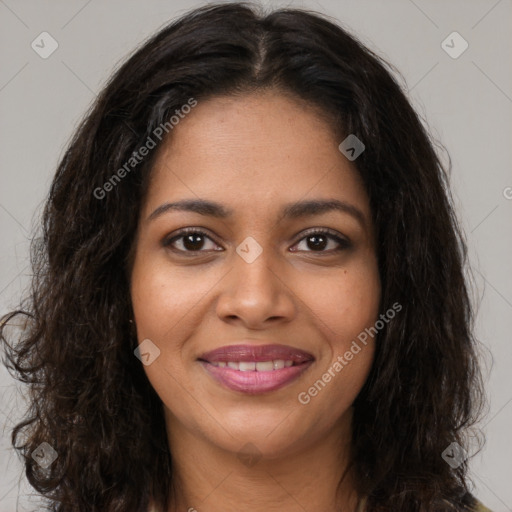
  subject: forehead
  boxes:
[144,90,370,223]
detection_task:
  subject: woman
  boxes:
[1,3,491,511]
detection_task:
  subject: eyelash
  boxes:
[162,227,351,256]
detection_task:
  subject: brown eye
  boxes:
[163,229,221,253]
[291,229,351,254]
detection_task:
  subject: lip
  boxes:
[198,343,315,394]
[198,343,314,364]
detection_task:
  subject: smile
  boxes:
[198,343,314,394]
[209,360,294,371]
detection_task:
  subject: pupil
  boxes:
[308,234,326,250]
[184,233,204,251]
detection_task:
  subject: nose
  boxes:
[215,244,297,329]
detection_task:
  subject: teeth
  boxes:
[256,361,274,372]
[211,360,295,371]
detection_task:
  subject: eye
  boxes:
[291,228,351,254]
[163,227,350,255]
[163,228,221,254]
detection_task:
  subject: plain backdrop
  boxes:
[0,0,511,510]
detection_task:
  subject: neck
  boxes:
[164,408,360,512]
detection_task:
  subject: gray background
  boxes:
[0,0,511,510]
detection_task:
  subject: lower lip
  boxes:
[199,361,313,394]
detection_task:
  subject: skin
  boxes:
[130,89,381,512]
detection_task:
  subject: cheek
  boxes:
[131,256,212,341]
[130,254,224,413]
[293,259,381,351]
[333,268,381,343]
[130,257,190,387]
[295,270,379,431]
[292,258,380,414]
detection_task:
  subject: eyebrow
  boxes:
[147,198,366,228]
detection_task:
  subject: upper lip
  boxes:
[198,343,315,363]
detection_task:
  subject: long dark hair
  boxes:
[1,2,486,511]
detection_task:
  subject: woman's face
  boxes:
[130,90,381,459]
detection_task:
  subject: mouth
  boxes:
[198,343,315,394]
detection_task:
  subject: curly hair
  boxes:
[1,2,486,511]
